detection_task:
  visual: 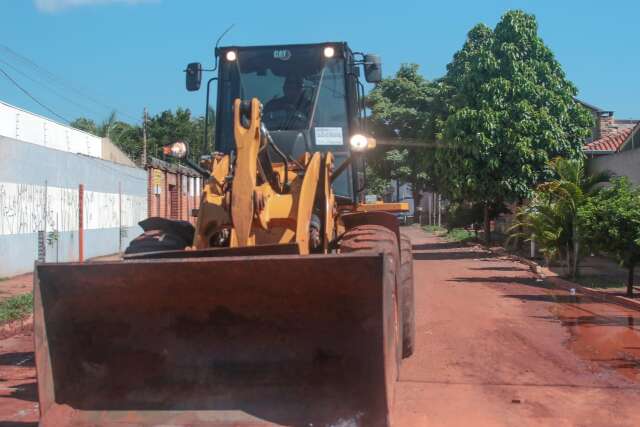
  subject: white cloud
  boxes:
[34,0,156,13]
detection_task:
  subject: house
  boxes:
[146,157,202,224]
[578,101,640,184]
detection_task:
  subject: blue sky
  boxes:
[1,0,638,126]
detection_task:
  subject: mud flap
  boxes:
[34,253,397,426]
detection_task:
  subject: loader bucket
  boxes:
[34,253,397,427]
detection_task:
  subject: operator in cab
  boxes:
[263,75,313,130]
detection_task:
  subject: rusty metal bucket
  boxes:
[34,253,397,426]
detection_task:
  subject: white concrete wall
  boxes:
[0,135,146,276]
[0,100,102,157]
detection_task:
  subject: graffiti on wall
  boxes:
[0,181,146,236]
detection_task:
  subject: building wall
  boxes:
[0,136,147,276]
[588,146,640,185]
[0,100,102,157]
[146,159,201,224]
[101,137,137,167]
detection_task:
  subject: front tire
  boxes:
[340,224,400,425]
[399,233,416,358]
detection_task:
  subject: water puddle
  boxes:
[547,290,640,381]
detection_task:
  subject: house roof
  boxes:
[574,98,613,115]
[583,127,634,153]
[146,156,201,177]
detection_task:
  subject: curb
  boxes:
[466,240,640,312]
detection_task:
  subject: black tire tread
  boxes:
[399,233,416,358]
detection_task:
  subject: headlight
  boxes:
[350,134,369,151]
[225,50,237,61]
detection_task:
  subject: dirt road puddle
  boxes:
[547,290,640,381]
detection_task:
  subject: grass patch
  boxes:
[444,228,475,242]
[0,277,8,281]
[422,225,446,235]
[0,293,33,324]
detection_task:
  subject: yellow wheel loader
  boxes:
[34,42,415,427]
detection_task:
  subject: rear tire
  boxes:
[399,233,415,358]
[125,218,195,255]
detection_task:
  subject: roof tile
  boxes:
[583,127,633,153]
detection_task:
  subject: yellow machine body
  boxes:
[34,96,410,427]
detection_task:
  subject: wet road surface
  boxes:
[2,226,640,426]
[395,227,640,426]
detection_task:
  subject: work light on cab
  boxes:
[323,46,335,58]
[163,141,188,159]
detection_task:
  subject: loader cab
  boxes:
[211,42,380,202]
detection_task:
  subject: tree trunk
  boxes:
[483,202,491,245]
[571,222,580,279]
[432,193,437,225]
[627,263,635,298]
[412,188,422,215]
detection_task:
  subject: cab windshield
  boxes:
[216,45,349,156]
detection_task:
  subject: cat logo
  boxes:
[273,49,292,61]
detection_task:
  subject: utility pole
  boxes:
[142,107,148,166]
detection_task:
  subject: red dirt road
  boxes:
[396,227,640,427]
[2,227,640,426]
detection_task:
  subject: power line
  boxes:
[0,44,138,122]
[0,66,71,124]
[0,58,103,118]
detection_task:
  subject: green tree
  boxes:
[368,64,438,205]
[365,166,392,198]
[71,113,143,161]
[509,157,610,277]
[97,111,118,138]
[69,117,98,134]
[579,178,640,297]
[109,121,143,160]
[147,107,213,163]
[435,10,593,243]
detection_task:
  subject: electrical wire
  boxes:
[0,66,71,123]
[0,44,138,122]
[0,58,104,117]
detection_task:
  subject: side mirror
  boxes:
[185,63,202,91]
[363,54,382,83]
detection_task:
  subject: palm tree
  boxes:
[97,111,118,138]
[508,157,610,278]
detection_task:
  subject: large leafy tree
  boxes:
[368,64,438,205]
[435,10,593,243]
[579,178,640,297]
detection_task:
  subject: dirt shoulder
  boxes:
[0,274,32,304]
